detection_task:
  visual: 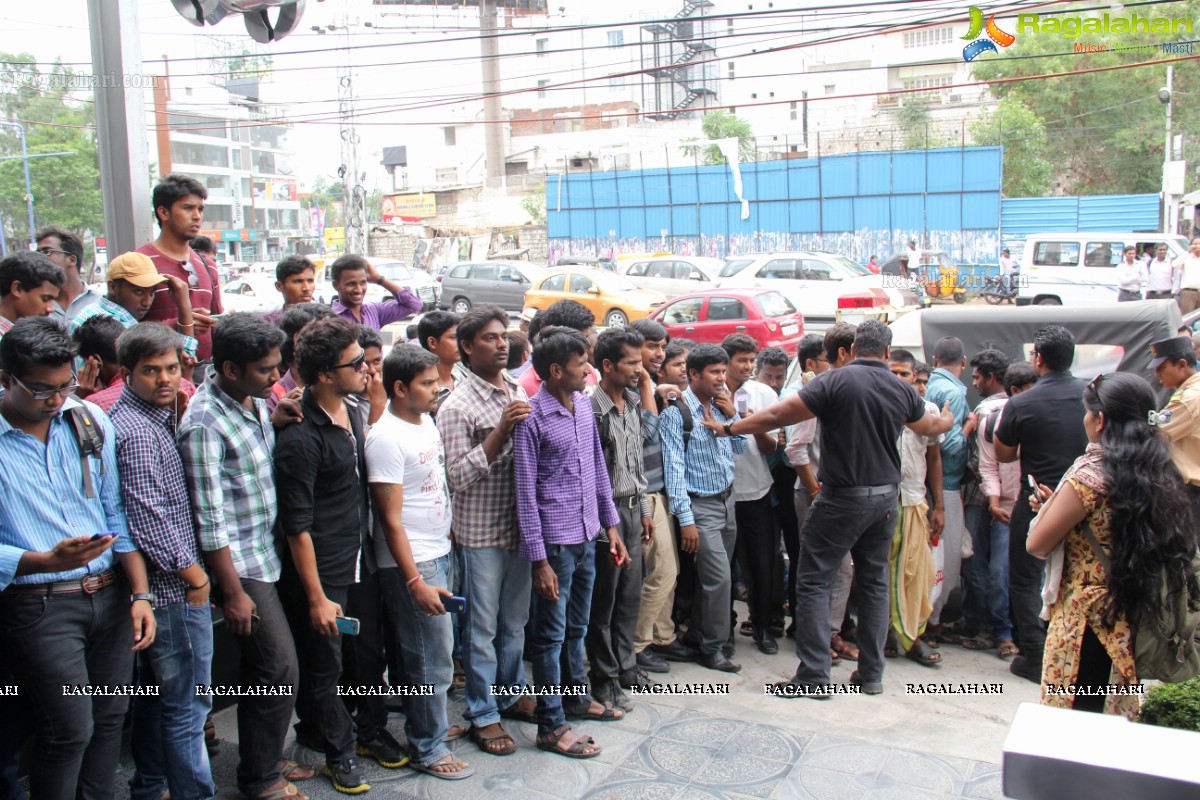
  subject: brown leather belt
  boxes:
[2,569,117,596]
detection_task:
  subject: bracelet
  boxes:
[406,575,421,589]
[187,577,209,591]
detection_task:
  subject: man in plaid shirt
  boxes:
[178,313,317,800]
[111,322,215,800]
[436,305,533,757]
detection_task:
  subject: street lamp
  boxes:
[0,121,36,247]
[1160,66,1177,234]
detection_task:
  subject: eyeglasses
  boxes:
[332,350,367,372]
[37,247,68,257]
[9,373,78,400]
[179,259,200,288]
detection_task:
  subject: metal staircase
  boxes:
[641,0,717,120]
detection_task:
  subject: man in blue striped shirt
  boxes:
[660,344,746,674]
[0,317,155,800]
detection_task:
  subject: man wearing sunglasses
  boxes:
[274,317,386,790]
[36,226,100,322]
[138,174,224,378]
[0,317,155,800]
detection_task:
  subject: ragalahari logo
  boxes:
[962,6,1016,61]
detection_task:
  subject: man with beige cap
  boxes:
[70,252,198,360]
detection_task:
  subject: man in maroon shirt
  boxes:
[138,174,223,370]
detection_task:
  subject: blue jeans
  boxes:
[380,556,454,767]
[962,504,1013,642]
[528,541,596,735]
[130,602,215,800]
[460,546,531,728]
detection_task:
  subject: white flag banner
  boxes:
[714,137,750,220]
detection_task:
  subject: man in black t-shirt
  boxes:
[708,321,951,696]
[994,325,1087,683]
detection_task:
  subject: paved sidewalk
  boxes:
[112,634,1033,799]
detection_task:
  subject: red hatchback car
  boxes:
[648,288,805,357]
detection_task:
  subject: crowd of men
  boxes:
[8,172,1200,800]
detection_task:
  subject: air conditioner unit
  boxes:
[948,93,962,103]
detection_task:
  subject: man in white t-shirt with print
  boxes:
[366,344,474,781]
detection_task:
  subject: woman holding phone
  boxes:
[1026,372,1199,717]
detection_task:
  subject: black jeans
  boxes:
[340,568,389,741]
[735,494,781,629]
[0,581,134,800]
[770,463,798,619]
[0,658,33,800]
[285,578,356,761]
[233,579,299,796]
[792,490,897,686]
[587,503,645,684]
[1008,492,1047,663]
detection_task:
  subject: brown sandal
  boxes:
[444,723,471,742]
[831,634,860,661]
[470,723,517,756]
[277,761,316,782]
[535,724,601,759]
[499,695,537,723]
[997,640,1019,658]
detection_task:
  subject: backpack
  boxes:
[1081,521,1200,683]
[655,393,693,451]
[595,393,693,468]
[65,404,105,499]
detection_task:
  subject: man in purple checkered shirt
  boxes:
[110,322,215,800]
[513,326,629,759]
[329,254,421,332]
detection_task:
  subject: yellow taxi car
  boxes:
[523,268,667,328]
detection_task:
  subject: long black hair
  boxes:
[1085,372,1200,624]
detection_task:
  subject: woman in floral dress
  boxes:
[1026,372,1199,718]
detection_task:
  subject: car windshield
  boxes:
[828,254,872,276]
[598,273,641,292]
[720,258,754,278]
[376,263,413,281]
[758,292,796,318]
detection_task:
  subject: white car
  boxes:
[221,274,284,314]
[717,251,915,330]
[618,256,724,299]
[315,257,441,311]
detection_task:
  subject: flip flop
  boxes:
[905,639,942,667]
[249,782,308,800]
[962,633,996,651]
[277,761,316,782]
[409,754,474,781]
[997,640,1019,658]
[444,723,471,742]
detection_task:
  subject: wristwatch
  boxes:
[722,420,735,437]
[131,592,157,608]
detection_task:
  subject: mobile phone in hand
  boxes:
[335,616,361,636]
[90,532,119,541]
[1027,475,1038,493]
[736,396,748,414]
[443,596,467,614]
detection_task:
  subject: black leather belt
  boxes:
[822,484,897,498]
[690,486,733,503]
[3,569,117,596]
[615,495,641,509]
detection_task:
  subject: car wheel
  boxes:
[953,292,967,304]
[605,309,628,328]
[1035,297,1062,306]
[452,298,472,314]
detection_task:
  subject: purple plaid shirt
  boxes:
[332,287,422,331]
[513,389,618,562]
[110,386,201,605]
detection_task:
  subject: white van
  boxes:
[1017,232,1189,306]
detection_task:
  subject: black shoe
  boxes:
[1009,655,1041,684]
[592,680,616,707]
[636,648,670,673]
[610,680,634,713]
[770,619,786,638]
[325,756,370,795]
[849,670,883,695]
[652,640,699,662]
[698,650,742,673]
[754,627,779,655]
[357,729,409,769]
[620,667,658,690]
[772,680,832,700]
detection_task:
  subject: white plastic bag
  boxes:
[929,537,945,606]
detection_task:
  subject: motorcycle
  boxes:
[980,273,1019,305]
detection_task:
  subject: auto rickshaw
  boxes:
[913,251,968,304]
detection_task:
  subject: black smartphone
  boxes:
[443,596,467,614]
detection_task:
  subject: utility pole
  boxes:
[0,122,35,245]
[87,0,153,257]
[1162,65,1176,234]
[480,0,505,185]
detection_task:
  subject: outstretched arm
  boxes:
[706,392,815,437]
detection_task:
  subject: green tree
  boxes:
[898,98,940,150]
[680,109,755,164]
[521,193,546,224]
[969,1,1200,195]
[0,53,103,247]
[970,97,1054,197]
